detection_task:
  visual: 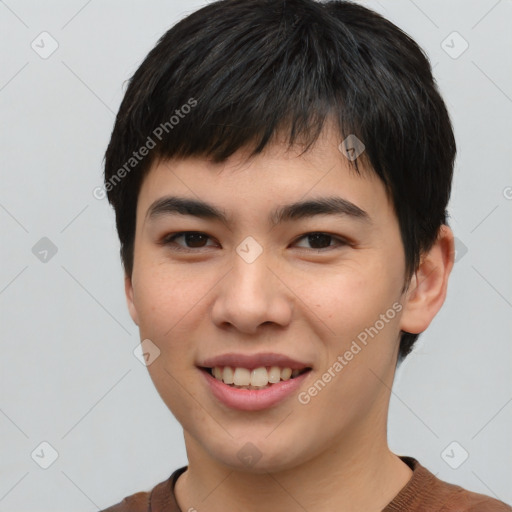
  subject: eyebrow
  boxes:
[145,195,371,227]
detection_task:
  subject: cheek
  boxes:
[131,261,206,347]
[307,260,396,333]
[304,259,403,388]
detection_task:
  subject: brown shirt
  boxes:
[100,456,512,511]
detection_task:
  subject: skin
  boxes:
[125,124,454,512]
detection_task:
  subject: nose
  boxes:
[210,249,293,334]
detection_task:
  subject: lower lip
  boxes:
[200,368,311,411]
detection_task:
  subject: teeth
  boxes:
[222,366,234,384]
[281,368,292,380]
[233,367,251,386]
[251,367,268,387]
[268,366,281,383]
[211,365,307,388]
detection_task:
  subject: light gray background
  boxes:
[1,0,511,510]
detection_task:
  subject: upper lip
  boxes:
[199,352,312,370]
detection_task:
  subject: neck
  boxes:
[175,410,412,512]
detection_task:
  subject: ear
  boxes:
[399,225,455,334]
[124,273,139,326]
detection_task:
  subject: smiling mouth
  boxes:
[200,366,312,390]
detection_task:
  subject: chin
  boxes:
[207,435,311,474]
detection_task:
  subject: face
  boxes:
[125,126,417,473]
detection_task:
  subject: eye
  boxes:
[160,231,348,252]
[293,232,348,251]
[160,232,217,251]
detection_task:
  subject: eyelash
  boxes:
[160,231,350,253]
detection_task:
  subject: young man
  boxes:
[100,0,511,510]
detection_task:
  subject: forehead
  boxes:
[136,126,392,229]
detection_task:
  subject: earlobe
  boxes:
[399,225,455,334]
[124,273,139,326]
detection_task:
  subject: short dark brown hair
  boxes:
[104,0,456,362]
